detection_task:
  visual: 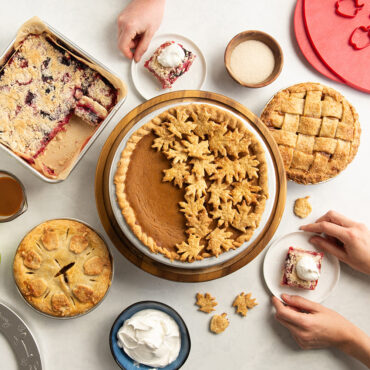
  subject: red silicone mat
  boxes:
[294,0,344,83]
[304,0,370,93]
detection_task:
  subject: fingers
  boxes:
[118,31,135,59]
[315,210,356,228]
[272,296,306,325]
[309,235,346,260]
[300,221,349,243]
[133,29,154,62]
[281,294,320,313]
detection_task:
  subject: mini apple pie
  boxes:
[13,219,112,317]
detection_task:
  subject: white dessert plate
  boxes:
[131,33,206,100]
[263,231,340,303]
[109,101,277,270]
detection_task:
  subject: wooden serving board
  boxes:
[95,90,286,282]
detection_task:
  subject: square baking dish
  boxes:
[0,17,127,183]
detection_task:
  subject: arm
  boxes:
[272,294,370,368]
[300,210,370,275]
[117,0,166,62]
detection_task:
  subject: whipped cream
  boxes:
[157,43,185,68]
[117,309,181,368]
[296,255,320,281]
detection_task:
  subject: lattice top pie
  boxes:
[260,83,361,184]
[114,104,268,262]
[13,219,112,317]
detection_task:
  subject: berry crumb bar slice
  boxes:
[281,247,323,290]
[144,41,195,89]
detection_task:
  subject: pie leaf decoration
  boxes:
[185,175,207,199]
[208,123,229,156]
[206,228,234,257]
[231,201,259,233]
[163,141,188,164]
[210,157,242,184]
[162,162,190,188]
[190,155,217,178]
[195,292,218,313]
[179,195,206,218]
[239,155,260,180]
[207,182,232,208]
[186,210,212,239]
[165,109,196,138]
[152,126,175,152]
[232,292,258,316]
[182,135,210,158]
[210,201,236,227]
[210,313,229,334]
[193,111,218,139]
[224,129,251,158]
[176,234,203,262]
[231,180,262,205]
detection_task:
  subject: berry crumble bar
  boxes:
[281,247,323,290]
[144,41,195,89]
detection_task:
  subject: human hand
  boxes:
[117,0,165,62]
[272,294,354,349]
[300,210,370,275]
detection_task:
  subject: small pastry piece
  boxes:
[195,292,217,313]
[294,196,312,218]
[210,313,229,334]
[144,41,195,89]
[281,247,324,290]
[232,292,258,316]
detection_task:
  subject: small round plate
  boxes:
[110,301,191,370]
[131,33,206,100]
[263,231,340,303]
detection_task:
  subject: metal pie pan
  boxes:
[13,218,114,320]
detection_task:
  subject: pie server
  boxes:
[0,302,42,369]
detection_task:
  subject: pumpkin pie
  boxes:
[114,104,268,262]
[13,219,112,317]
[260,82,361,184]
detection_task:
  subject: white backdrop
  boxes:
[0,1,369,369]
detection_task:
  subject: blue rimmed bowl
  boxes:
[110,301,191,370]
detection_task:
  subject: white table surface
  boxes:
[1,1,369,369]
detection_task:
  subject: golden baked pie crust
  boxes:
[13,219,112,317]
[114,104,268,262]
[261,82,361,184]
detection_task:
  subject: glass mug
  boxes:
[0,171,28,222]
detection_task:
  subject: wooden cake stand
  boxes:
[95,90,286,282]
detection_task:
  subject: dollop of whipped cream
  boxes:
[157,43,185,68]
[296,255,320,281]
[117,309,181,368]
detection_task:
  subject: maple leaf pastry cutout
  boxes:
[162,162,190,188]
[206,227,235,257]
[210,201,236,227]
[207,182,232,209]
[165,109,196,138]
[185,175,208,199]
[231,201,260,233]
[224,129,251,158]
[186,209,213,239]
[152,125,175,152]
[176,234,203,262]
[163,141,188,164]
[195,292,218,313]
[232,292,258,316]
[230,180,262,205]
[182,135,211,158]
[179,195,206,218]
[190,155,217,178]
